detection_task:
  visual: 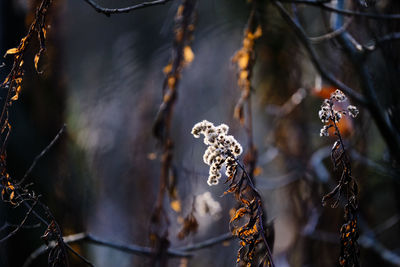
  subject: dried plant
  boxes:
[192,120,274,267]
[319,89,360,267]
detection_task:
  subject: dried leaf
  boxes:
[4,48,20,56]
[163,63,172,74]
[170,199,182,212]
[34,53,40,72]
[183,46,194,64]
[230,207,248,223]
[253,25,262,39]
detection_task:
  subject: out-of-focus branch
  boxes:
[364,32,400,52]
[83,0,173,16]
[23,232,237,266]
[283,0,400,20]
[176,232,234,252]
[308,18,352,43]
[331,0,400,162]
[272,1,367,106]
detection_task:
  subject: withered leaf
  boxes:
[230,207,248,223]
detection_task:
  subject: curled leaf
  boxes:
[183,46,194,64]
[230,207,248,223]
[4,48,20,57]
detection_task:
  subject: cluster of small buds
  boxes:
[347,105,359,118]
[318,89,359,137]
[192,120,243,186]
[331,89,347,102]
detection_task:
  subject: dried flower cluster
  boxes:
[318,89,360,267]
[318,89,359,137]
[191,120,243,186]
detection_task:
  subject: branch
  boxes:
[23,232,192,266]
[19,124,66,186]
[308,18,352,43]
[83,0,173,16]
[0,198,38,243]
[283,0,400,20]
[272,1,367,106]
[364,32,400,52]
[176,232,234,252]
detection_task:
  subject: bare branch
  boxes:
[0,198,38,243]
[176,232,234,252]
[23,232,191,267]
[309,18,352,43]
[364,32,400,52]
[65,243,94,267]
[83,0,173,16]
[19,124,66,186]
[283,0,400,20]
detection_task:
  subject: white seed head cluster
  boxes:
[331,89,347,102]
[318,89,359,137]
[191,120,243,186]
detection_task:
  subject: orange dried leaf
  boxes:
[9,191,14,200]
[163,63,172,74]
[238,53,250,69]
[170,199,182,212]
[34,53,40,71]
[5,47,20,56]
[183,46,194,64]
[253,25,262,39]
[167,76,176,89]
[230,207,247,223]
[239,70,248,80]
[253,166,263,176]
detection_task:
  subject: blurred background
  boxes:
[0,0,399,266]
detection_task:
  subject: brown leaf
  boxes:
[230,207,248,223]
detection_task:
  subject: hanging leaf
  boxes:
[183,46,194,64]
[230,207,248,223]
[4,48,20,56]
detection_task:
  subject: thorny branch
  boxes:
[83,0,173,17]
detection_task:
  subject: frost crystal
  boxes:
[192,120,243,186]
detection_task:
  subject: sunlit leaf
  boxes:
[163,63,172,75]
[183,46,194,64]
[230,207,247,223]
[170,199,181,212]
[4,47,20,56]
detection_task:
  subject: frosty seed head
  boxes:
[191,120,243,186]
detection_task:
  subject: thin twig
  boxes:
[65,243,94,267]
[0,198,38,242]
[83,0,173,16]
[176,232,234,252]
[18,124,66,186]
[364,32,400,52]
[24,231,240,266]
[308,18,352,43]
